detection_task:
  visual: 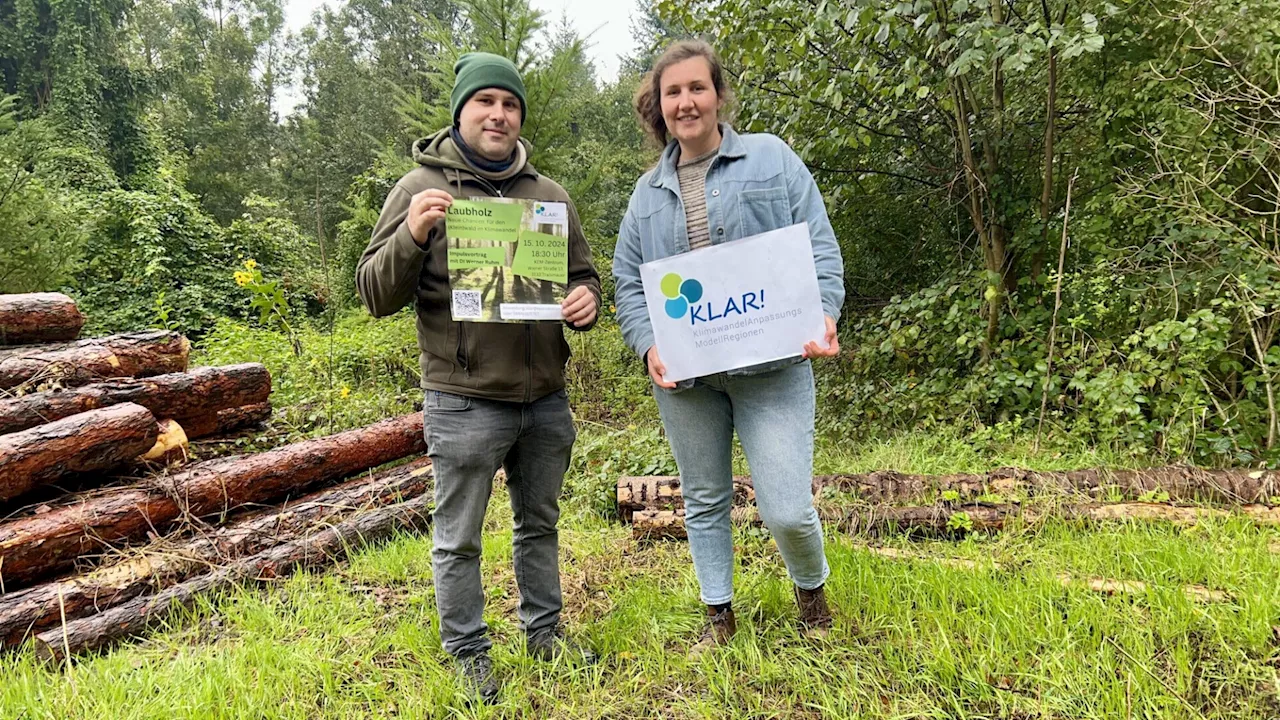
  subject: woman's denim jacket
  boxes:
[611,124,845,384]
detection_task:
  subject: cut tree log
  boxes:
[180,402,271,440]
[0,294,85,345]
[0,413,425,590]
[0,404,159,500]
[631,507,758,540]
[633,501,1280,540]
[0,364,270,435]
[0,331,190,392]
[0,457,432,648]
[822,466,1280,505]
[139,420,188,467]
[616,475,756,522]
[32,489,434,661]
[829,501,1280,535]
[618,465,1280,518]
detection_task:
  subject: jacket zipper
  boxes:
[456,321,470,376]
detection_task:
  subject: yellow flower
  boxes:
[233,271,252,287]
[243,258,258,270]
[339,386,351,399]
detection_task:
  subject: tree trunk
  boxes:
[616,475,758,522]
[631,507,758,540]
[180,402,272,440]
[0,364,270,435]
[0,294,85,345]
[0,413,425,590]
[0,331,190,392]
[827,501,1280,536]
[0,404,159,501]
[822,466,1280,505]
[0,457,431,648]
[33,490,434,661]
[634,500,1280,540]
[618,466,1280,516]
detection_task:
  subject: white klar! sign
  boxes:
[640,222,827,383]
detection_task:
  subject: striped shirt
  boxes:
[676,148,718,251]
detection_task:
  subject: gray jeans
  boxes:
[424,388,576,658]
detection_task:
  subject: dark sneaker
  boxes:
[688,606,736,658]
[526,625,598,664]
[796,585,833,639]
[457,651,499,703]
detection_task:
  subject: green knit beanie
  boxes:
[451,52,527,125]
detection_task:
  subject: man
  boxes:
[356,52,601,702]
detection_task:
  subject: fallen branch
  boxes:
[0,457,431,648]
[0,413,425,590]
[33,490,433,661]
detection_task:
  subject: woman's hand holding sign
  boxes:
[802,315,840,359]
[646,346,677,389]
[407,189,454,245]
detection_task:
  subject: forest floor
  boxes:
[2,432,1278,719]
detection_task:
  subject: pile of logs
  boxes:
[0,293,432,658]
[618,465,1280,539]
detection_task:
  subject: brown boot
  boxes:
[688,606,736,658]
[796,585,833,639]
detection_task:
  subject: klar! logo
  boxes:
[661,273,767,325]
[660,273,703,319]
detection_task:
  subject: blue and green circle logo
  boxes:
[661,273,703,319]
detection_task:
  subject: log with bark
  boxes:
[180,402,272,440]
[631,507,758,540]
[0,413,425,590]
[821,466,1280,505]
[33,489,434,661]
[618,465,1280,518]
[0,364,270,435]
[830,501,1280,535]
[0,331,190,392]
[632,501,1280,540]
[616,475,757,522]
[0,404,160,500]
[0,457,432,648]
[0,294,85,346]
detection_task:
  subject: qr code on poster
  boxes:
[451,290,483,319]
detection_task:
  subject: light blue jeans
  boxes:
[653,360,829,605]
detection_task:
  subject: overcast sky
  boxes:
[279,0,639,114]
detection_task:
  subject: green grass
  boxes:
[11,319,1271,717]
[3,444,1279,718]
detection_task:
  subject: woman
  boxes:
[612,40,845,654]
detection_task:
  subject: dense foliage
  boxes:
[1,0,1276,465]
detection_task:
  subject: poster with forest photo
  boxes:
[446,197,569,323]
